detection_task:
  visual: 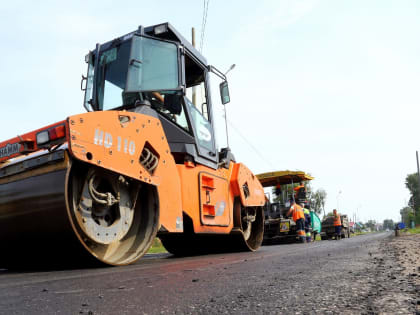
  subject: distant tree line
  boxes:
[402,173,420,226]
[357,219,394,231]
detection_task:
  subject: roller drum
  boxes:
[160,201,264,256]
[0,169,95,268]
[0,154,159,268]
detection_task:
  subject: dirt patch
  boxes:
[393,234,420,283]
[368,234,420,314]
[394,234,420,314]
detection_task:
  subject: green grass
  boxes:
[406,227,420,234]
[354,232,365,236]
[147,238,167,254]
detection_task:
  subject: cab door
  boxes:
[185,98,218,164]
[182,49,218,166]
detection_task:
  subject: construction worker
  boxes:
[286,199,306,243]
[275,183,282,197]
[294,183,306,203]
[333,209,342,240]
[303,206,312,242]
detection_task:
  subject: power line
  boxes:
[226,118,277,169]
[199,0,210,53]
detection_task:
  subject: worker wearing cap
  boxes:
[286,199,306,243]
[275,183,282,197]
[333,209,342,240]
[303,206,312,242]
[294,184,306,203]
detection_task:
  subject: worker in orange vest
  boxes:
[333,209,342,240]
[286,199,306,243]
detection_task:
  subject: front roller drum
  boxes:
[235,200,265,251]
[67,162,159,265]
[0,160,159,267]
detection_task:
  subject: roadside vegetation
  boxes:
[355,231,369,236]
[401,173,420,227]
[406,227,420,234]
[147,238,167,254]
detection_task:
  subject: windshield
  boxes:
[94,36,179,111]
[126,36,179,92]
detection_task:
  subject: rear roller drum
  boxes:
[67,162,159,265]
[160,201,264,256]
[159,200,264,256]
[235,200,264,251]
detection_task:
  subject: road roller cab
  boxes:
[82,23,229,166]
[0,23,265,267]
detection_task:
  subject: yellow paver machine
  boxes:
[257,170,321,243]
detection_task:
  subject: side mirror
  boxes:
[219,81,230,105]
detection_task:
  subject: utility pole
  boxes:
[412,152,420,226]
[191,28,197,106]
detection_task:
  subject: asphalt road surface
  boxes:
[0,232,417,314]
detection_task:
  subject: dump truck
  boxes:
[0,23,265,267]
[256,170,321,243]
[321,214,350,240]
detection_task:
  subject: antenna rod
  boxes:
[222,64,235,149]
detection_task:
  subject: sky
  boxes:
[1,0,419,223]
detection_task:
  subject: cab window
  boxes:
[185,97,214,151]
[184,53,215,154]
[185,54,209,120]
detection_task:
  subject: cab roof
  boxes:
[256,170,314,187]
[97,22,207,66]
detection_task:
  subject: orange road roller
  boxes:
[0,23,265,267]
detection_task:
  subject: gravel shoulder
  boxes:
[364,233,419,315]
[384,233,420,313]
[191,232,419,315]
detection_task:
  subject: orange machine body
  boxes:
[177,161,264,234]
[0,110,265,235]
[67,111,265,234]
[0,110,264,236]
